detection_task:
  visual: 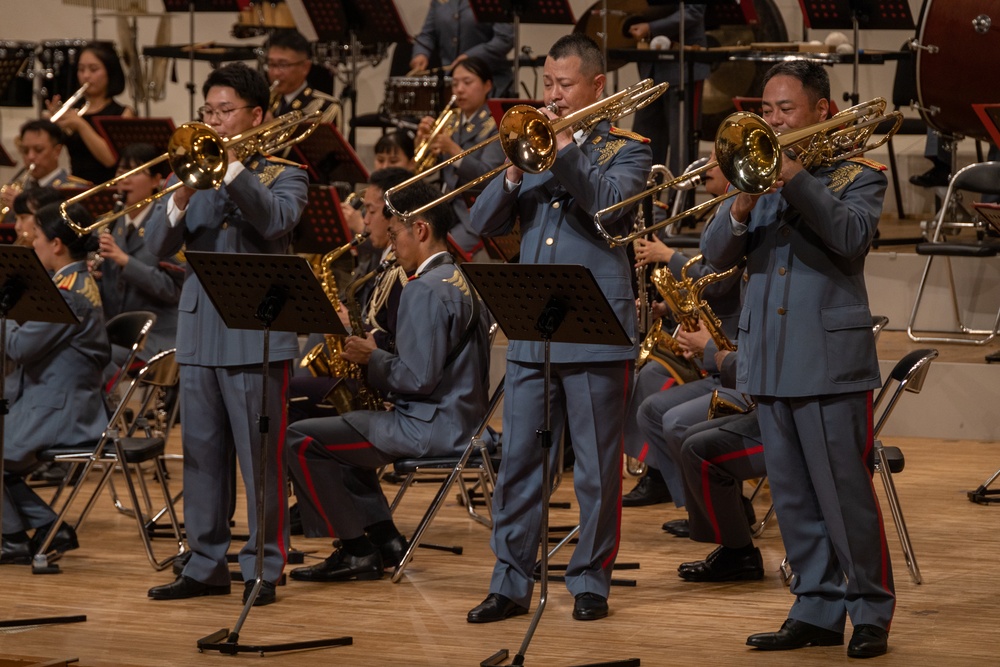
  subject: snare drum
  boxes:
[383,76,452,118]
[0,41,36,107]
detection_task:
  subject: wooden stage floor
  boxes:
[1,434,998,666]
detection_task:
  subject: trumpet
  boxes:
[593,97,904,247]
[1,163,34,218]
[414,94,459,173]
[383,78,669,221]
[50,83,91,122]
[60,98,338,236]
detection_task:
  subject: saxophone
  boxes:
[650,254,740,355]
[343,256,398,412]
[300,232,368,378]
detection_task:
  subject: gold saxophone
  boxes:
[706,389,756,419]
[650,254,740,355]
[342,256,398,412]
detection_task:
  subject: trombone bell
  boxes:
[715,113,780,195]
[167,122,227,190]
[499,105,556,175]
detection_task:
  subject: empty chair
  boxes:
[104,310,156,414]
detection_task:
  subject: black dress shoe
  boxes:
[848,624,888,658]
[243,580,276,606]
[378,534,408,569]
[747,618,844,650]
[31,522,79,554]
[467,593,529,623]
[662,518,690,537]
[1,536,33,565]
[572,592,609,621]
[622,469,672,507]
[148,575,231,600]
[678,545,764,582]
[909,164,950,188]
[290,548,383,582]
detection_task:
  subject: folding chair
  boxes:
[104,310,157,414]
[32,349,184,572]
[387,378,504,583]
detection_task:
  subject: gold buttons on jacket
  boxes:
[221,222,228,230]
[777,307,786,315]
[545,237,554,246]
[552,202,560,209]
[778,267,786,276]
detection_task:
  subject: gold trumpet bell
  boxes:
[715,112,781,195]
[499,105,556,174]
[167,122,227,190]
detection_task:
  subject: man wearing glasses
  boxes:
[265,29,325,118]
[145,62,309,606]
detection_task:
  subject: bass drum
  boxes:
[916,0,1000,141]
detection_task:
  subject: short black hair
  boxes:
[82,42,126,98]
[374,131,415,160]
[761,60,831,105]
[35,201,97,261]
[452,56,493,84]
[266,29,312,57]
[203,62,270,113]
[549,33,605,78]
[369,166,415,218]
[119,142,170,178]
[13,185,65,216]
[384,181,456,242]
[20,119,65,145]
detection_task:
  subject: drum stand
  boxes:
[968,467,1000,504]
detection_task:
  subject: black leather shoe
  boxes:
[573,592,609,621]
[290,548,383,582]
[662,518,690,537]
[678,545,764,582]
[1,536,33,565]
[31,522,79,554]
[747,618,844,650]
[243,580,276,606]
[379,534,408,569]
[172,550,192,577]
[148,575,231,600]
[909,164,950,188]
[622,470,672,507]
[467,593,529,623]
[848,624,888,658]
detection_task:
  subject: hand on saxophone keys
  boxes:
[342,334,377,365]
[674,319,712,359]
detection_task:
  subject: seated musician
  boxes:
[374,131,418,172]
[95,143,185,366]
[2,202,110,564]
[415,56,504,262]
[7,120,89,198]
[622,153,741,509]
[10,186,67,247]
[265,29,328,118]
[285,181,492,581]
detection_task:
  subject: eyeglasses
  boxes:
[266,59,307,71]
[386,220,425,244]
[197,105,253,122]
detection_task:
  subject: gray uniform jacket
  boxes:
[411,0,514,97]
[98,210,185,356]
[4,261,110,464]
[144,156,309,366]
[351,255,490,458]
[702,158,885,397]
[471,120,651,363]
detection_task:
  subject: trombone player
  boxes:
[702,61,893,658]
[467,34,651,624]
[145,62,309,607]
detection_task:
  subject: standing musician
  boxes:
[702,60,893,658]
[414,56,503,261]
[285,181,492,582]
[48,43,134,186]
[95,143,185,365]
[145,62,309,607]
[409,0,515,97]
[467,34,651,624]
[2,202,109,564]
[265,29,328,118]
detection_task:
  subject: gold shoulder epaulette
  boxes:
[58,174,93,187]
[848,157,887,171]
[263,155,307,169]
[55,272,77,290]
[609,126,650,144]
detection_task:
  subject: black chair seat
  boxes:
[38,437,165,465]
[664,234,701,249]
[915,242,999,258]
[881,446,905,474]
[394,452,500,474]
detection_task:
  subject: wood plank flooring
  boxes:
[1,435,998,666]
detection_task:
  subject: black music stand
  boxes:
[471,1,575,100]
[297,185,353,254]
[798,0,913,105]
[461,263,636,667]
[289,122,368,186]
[0,42,34,108]
[0,246,87,631]
[184,251,350,656]
[93,117,177,161]
[162,0,241,119]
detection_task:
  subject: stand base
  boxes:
[197,628,352,656]
[968,468,1000,504]
[0,614,86,629]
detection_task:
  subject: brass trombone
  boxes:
[60,98,338,236]
[382,78,669,221]
[592,97,904,247]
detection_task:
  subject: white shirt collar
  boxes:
[284,82,308,105]
[414,250,449,277]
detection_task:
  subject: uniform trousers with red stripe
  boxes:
[623,361,679,463]
[178,362,290,587]
[679,412,765,549]
[284,412,396,541]
[756,392,895,633]
[488,360,632,608]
